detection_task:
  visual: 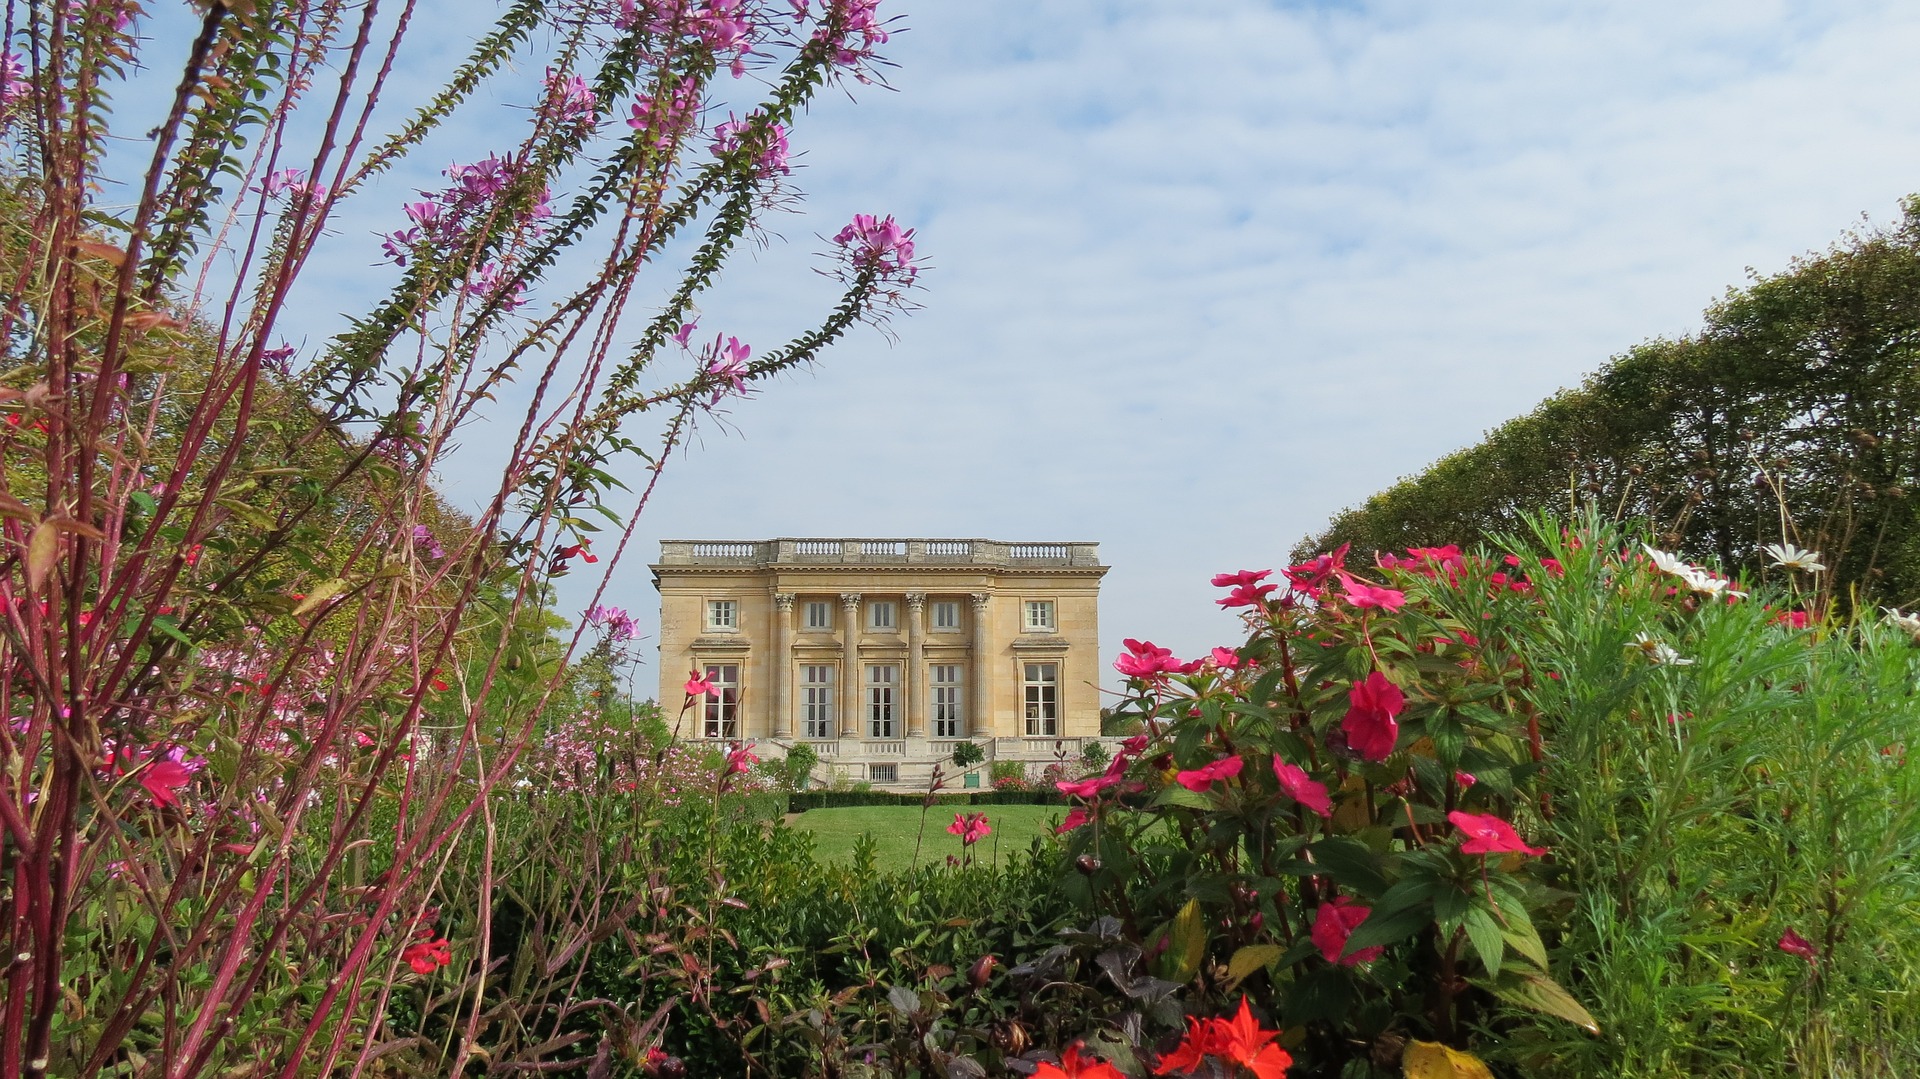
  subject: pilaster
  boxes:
[838,592,862,737]
[771,593,795,737]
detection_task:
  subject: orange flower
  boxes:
[1212,998,1292,1079]
[1034,1042,1125,1079]
[1154,998,1292,1078]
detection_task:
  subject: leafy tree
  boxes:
[1298,196,1920,608]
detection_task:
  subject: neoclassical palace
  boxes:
[652,538,1109,788]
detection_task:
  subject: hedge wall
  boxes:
[785,790,1069,812]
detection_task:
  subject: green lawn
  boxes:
[789,804,1067,867]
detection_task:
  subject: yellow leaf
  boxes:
[25,520,58,589]
[1226,944,1284,987]
[1402,1040,1494,1079]
[292,578,347,617]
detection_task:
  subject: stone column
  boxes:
[839,593,862,737]
[904,592,926,736]
[968,592,992,739]
[771,593,795,738]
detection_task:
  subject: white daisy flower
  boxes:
[1762,543,1826,573]
[1882,608,1920,639]
[1628,632,1693,666]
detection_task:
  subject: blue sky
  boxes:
[121,1,1920,695]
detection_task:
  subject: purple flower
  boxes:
[673,320,700,347]
[1,51,27,109]
[380,227,421,267]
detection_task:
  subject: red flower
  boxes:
[401,936,453,974]
[555,541,598,564]
[1336,572,1406,612]
[1175,754,1243,792]
[1778,928,1818,964]
[947,811,991,845]
[684,668,716,696]
[725,742,759,775]
[1273,756,1332,818]
[1448,810,1548,856]
[138,759,192,808]
[1153,1014,1229,1074]
[1035,1042,1126,1079]
[1340,671,1405,761]
[1208,646,1244,670]
[1055,806,1093,833]
[1312,895,1383,966]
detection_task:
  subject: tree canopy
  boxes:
[1297,195,1920,608]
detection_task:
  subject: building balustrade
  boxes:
[658,538,1102,568]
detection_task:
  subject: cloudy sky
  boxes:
[133,1,1920,694]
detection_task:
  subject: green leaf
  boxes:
[293,578,347,616]
[1308,837,1390,897]
[1151,785,1215,812]
[1489,970,1600,1034]
[1342,901,1430,957]
[1464,905,1504,976]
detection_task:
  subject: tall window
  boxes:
[707,599,738,631]
[1023,599,1056,632]
[702,664,739,739]
[931,664,963,738]
[804,600,832,630]
[1023,662,1058,736]
[868,601,896,630]
[867,664,897,738]
[931,600,960,631]
[802,665,834,739]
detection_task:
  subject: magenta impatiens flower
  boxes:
[1055,806,1092,833]
[1272,756,1332,818]
[1212,568,1277,608]
[1336,572,1406,613]
[1056,772,1121,799]
[1777,928,1817,964]
[1312,896,1382,966]
[1113,639,1203,683]
[1175,755,1243,792]
[1340,672,1405,761]
[1283,544,1349,596]
[1448,810,1548,856]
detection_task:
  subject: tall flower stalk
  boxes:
[0,1,915,1074]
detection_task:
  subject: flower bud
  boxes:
[968,954,997,990]
[1074,854,1102,875]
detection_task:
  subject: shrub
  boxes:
[951,739,986,769]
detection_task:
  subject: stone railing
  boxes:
[657,538,1103,568]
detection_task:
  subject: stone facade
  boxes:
[652,538,1109,789]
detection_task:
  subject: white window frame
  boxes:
[931,663,963,739]
[706,599,738,632]
[1023,599,1056,632]
[703,663,740,739]
[867,664,897,738]
[804,600,832,630]
[868,600,896,631]
[931,600,961,632]
[1023,662,1058,737]
[802,664,834,739]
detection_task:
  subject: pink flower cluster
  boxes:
[585,604,643,641]
[0,51,25,110]
[257,167,328,202]
[947,810,991,846]
[803,0,893,81]
[711,111,792,178]
[543,67,599,130]
[832,213,918,283]
[380,155,552,315]
[622,0,760,77]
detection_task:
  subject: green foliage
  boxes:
[1493,518,1920,1077]
[1301,197,1920,610]
[951,739,986,769]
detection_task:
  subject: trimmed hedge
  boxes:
[786,790,1068,812]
